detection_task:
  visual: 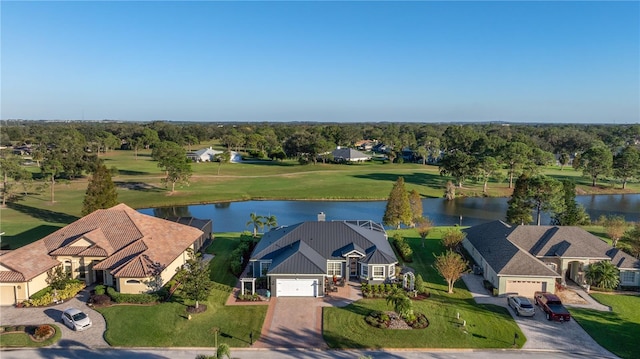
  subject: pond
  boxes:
[139,194,640,233]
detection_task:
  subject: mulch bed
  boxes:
[186,304,207,314]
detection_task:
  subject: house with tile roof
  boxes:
[463,220,640,297]
[0,203,211,306]
[247,214,397,297]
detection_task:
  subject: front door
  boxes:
[350,257,358,277]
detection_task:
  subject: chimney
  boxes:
[317,212,326,222]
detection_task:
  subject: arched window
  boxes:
[126,279,141,284]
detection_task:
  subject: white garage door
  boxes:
[0,286,16,306]
[275,278,318,297]
[505,280,546,298]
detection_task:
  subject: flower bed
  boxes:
[364,310,429,330]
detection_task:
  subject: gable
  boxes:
[70,237,93,247]
[508,225,611,259]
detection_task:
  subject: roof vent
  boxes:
[318,212,326,222]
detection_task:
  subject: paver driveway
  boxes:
[0,287,108,348]
[254,281,362,348]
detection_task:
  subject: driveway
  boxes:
[462,274,617,358]
[0,287,109,348]
[254,280,362,348]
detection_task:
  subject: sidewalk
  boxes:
[562,282,611,311]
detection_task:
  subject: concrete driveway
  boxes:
[462,274,617,358]
[0,287,108,348]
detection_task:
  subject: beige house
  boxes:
[0,204,211,306]
[463,221,640,298]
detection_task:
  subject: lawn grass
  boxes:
[0,324,62,348]
[97,235,267,347]
[570,294,640,359]
[323,228,525,349]
[2,148,638,249]
[98,288,266,347]
[206,232,246,287]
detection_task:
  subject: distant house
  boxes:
[354,140,377,151]
[187,147,223,162]
[463,221,640,298]
[0,204,211,306]
[247,214,397,297]
[331,147,371,163]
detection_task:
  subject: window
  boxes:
[64,261,72,278]
[126,279,141,284]
[621,271,636,284]
[361,265,368,277]
[327,262,342,276]
[389,265,395,277]
[373,266,384,278]
[260,262,271,276]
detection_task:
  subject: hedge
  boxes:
[25,280,85,307]
[106,286,162,304]
[392,235,413,262]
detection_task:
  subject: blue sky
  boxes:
[2,1,638,123]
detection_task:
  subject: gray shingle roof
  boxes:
[251,220,397,274]
[608,248,640,269]
[463,221,559,277]
[508,226,610,259]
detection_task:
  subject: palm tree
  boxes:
[586,261,620,290]
[385,287,413,318]
[246,212,264,237]
[264,214,278,231]
[216,343,231,359]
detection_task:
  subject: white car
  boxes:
[508,295,535,317]
[61,308,93,331]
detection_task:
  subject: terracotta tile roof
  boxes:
[78,247,108,257]
[0,271,25,282]
[0,240,60,281]
[0,203,207,282]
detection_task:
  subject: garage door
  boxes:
[505,280,546,298]
[0,286,16,306]
[275,279,318,297]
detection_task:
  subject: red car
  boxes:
[534,291,571,322]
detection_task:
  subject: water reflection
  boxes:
[139,194,640,233]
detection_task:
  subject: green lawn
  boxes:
[5,147,637,250]
[0,325,62,348]
[323,229,525,349]
[96,237,267,347]
[570,294,640,359]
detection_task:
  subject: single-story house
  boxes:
[331,147,371,163]
[463,221,640,298]
[354,140,377,151]
[187,147,223,162]
[247,213,397,297]
[0,203,211,306]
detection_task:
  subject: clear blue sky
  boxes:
[2,1,639,123]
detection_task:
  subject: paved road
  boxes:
[0,287,108,348]
[0,348,615,359]
[461,274,617,358]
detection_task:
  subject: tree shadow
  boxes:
[0,225,62,249]
[114,169,151,176]
[7,202,78,224]
[114,181,164,192]
[352,172,446,196]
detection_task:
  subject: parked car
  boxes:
[534,291,571,322]
[507,295,535,317]
[61,308,92,331]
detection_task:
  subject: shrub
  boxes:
[94,285,106,295]
[30,287,53,300]
[34,325,54,340]
[91,294,111,306]
[392,235,413,262]
[106,286,161,304]
[415,274,428,294]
